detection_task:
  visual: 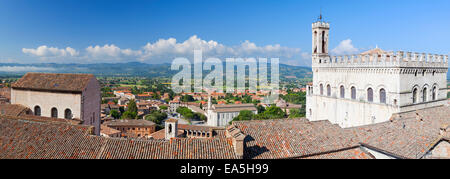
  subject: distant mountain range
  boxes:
[0,62,314,79]
[1,62,448,80]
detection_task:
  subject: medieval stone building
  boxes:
[10,73,101,135]
[306,18,448,128]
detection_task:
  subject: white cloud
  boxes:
[22,46,79,57]
[0,66,56,72]
[86,44,141,59]
[21,36,312,66]
[331,39,359,55]
[139,35,304,64]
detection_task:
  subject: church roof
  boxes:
[212,103,257,113]
[233,118,359,159]
[233,104,450,159]
[0,114,238,159]
[12,72,95,93]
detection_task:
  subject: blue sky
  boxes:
[0,0,449,66]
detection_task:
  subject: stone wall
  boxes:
[11,89,82,119]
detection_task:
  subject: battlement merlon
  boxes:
[312,51,448,69]
[312,21,330,29]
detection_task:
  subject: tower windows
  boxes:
[322,31,326,53]
[413,88,418,104]
[314,31,318,53]
[34,106,41,116]
[367,88,373,102]
[320,84,324,95]
[423,87,427,102]
[432,86,437,101]
[340,85,345,98]
[351,87,356,100]
[51,107,58,118]
[327,85,331,96]
[380,88,386,104]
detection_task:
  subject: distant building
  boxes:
[103,119,156,138]
[206,96,257,127]
[100,124,121,138]
[10,73,101,135]
[275,99,302,115]
[169,100,180,113]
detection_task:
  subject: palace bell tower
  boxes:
[312,14,330,62]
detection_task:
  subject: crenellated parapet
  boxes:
[312,21,330,29]
[313,51,448,68]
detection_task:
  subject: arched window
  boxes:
[351,87,356,100]
[320,84,324,95]
[367,88,373,102]
[314,31,318,53]
[168,124,172,133]
[432,86,437,101]
[34,106,41,116]
[322,31,326,53]
[327,85,331,96]
[340,85,345,98]
[413,88,418,104]
[64,109,72,119]
[422,87,427,102]
[51,108,58,118]
[380,88,386,104]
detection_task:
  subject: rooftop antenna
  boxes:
[318,8,323,21]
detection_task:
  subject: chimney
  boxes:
[226,125,246,158]
[440,124,449,138]
[165,118,178,140]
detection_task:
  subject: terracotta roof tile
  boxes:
[11,72,95,92]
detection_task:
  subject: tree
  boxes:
[288,108,304,118]
[194,112,207,121]
[255,106,286,120]
[233,110,255,121]
[121,111,137,119]
[121,99,137,119]
[159,105,168,110]
[256,105,265,114]
[110,110,120,119]
[181,95,195,102]
[127,99,138,114]
[145,110,167,125]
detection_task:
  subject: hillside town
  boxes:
[0,16,449,159]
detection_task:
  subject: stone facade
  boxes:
[10,73,101,135]
[306,20,448,128]
[206,96,257,127]
[104,119,156,138]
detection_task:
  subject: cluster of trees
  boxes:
[280,91,307,117]
[232,104,306,123]
[232,106,286,122]
[281,91,306,105]
[145,110,168,130]
[176,106,207,121]
[181,95,195,102]
[121,99,138,119]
